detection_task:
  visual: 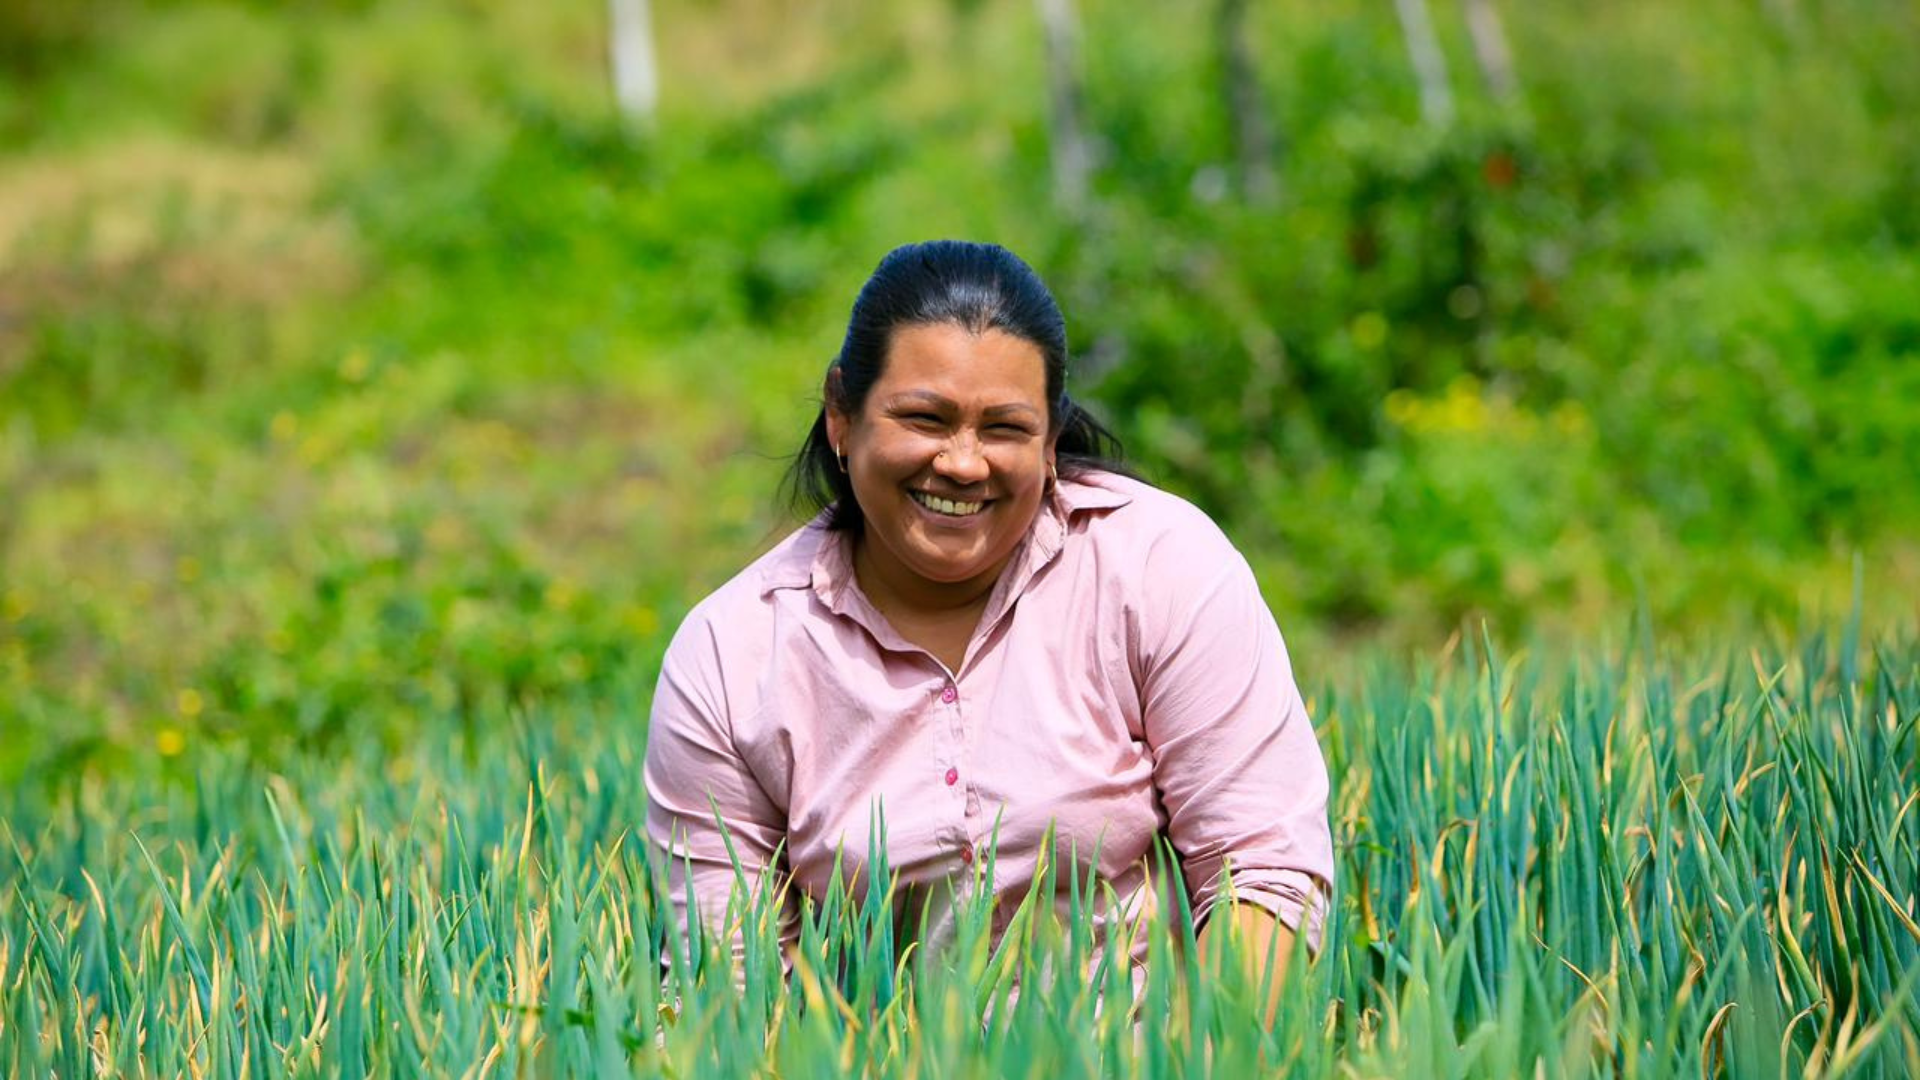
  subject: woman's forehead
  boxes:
[875,323,1048,402]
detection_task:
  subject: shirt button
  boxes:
[944,766,959,786]
[940,685,957,704]
[958,842,974,865]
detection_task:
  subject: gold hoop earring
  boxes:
[834,444,848,474]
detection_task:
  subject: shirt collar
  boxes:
[995,472,1127,605]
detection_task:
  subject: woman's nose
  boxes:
[933,434,990,483]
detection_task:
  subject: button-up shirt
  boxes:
[644,471,1334,969]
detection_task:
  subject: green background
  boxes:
[2,0,1916,776]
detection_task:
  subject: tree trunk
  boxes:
[609,0,658,126]
[1036,0,1091,213]
[1463,0,1518,107]
[1393,0,1453,129]
[1216,0,1279,205]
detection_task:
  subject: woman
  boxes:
[644,240,1333,1004]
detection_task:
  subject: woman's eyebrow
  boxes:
[883,392,1042,419]
[885,391,956,410]
[981,403,1043,420]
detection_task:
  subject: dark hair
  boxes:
[784,240,1129,532]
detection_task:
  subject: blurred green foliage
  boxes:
[1,0,1917,777]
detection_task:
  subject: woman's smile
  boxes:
[909,490,989,518]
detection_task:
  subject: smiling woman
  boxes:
[828,323,1057,669]
[644,240,1334,1014]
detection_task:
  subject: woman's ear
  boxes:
[824,368,849,449]
[824,365,846,409]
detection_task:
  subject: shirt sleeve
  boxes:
[1134,508,1335,952]
[643,609,794,974]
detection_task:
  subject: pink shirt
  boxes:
[644,471,1334,966]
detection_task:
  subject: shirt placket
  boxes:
[939,528,1063,884]
[933,672,981,877]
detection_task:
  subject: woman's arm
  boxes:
[1133,504,1336,971]
[643,613,793,977]
[1197,902,1295,1025]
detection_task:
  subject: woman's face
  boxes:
[827,322,1056,602]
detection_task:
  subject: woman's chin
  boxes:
[906,552,991,586]
[898,535,1001,586]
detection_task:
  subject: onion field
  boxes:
[4,630,1916,1077]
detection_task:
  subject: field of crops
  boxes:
[4,628,1914,1077]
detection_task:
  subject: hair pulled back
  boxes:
[785,240,1127,532]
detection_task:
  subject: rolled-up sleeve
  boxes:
[1135,513,1335,951]
[643,612,792,969]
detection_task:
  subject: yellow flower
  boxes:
[627,606,660,636]
[1441,377,1487,433]
[269,410,299,443]
[175,557,201,584]
[297,434,331,466]
[176,688,204,718]
[1551,401,1590,436]
[339,348,371,383]
[156,728,187,757]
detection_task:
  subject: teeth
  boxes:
[913,491,984,516]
